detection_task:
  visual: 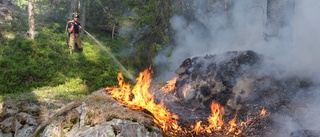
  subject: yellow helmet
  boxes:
[72,12,79,18]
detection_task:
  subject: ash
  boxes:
[154,50,319,136]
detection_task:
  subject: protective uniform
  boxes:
[67,12,83,54]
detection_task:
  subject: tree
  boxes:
[124,0,174,70]
[173,0,233,28]
[71,0,79,13]
[28,0,35,39]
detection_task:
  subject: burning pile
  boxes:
[105,50,313,136]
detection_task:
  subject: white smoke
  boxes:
[154,0,320,136]
[155,0,320,80]
[154,0,268,80]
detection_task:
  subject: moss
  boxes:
[106,114,118,121]
[143,122,154,132]
[32,125,47,137]
[126,118,138,122]
[71,117,79,124]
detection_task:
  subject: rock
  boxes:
[3,100,18,116]
[0,132,13,137]
[79,102,87,128]
[4,108,18,116]
[66,119,162,137]
[41,118,162,137]
[40,120,62,137]
[24,90,158,136]
[20,103,40,113]
[69,124,116,137]
[16,112,38,126]
[0,117,15,133]
[15,125,36,137]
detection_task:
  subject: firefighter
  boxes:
[67,12,83,54]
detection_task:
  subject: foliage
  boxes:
[0,0,177,100]
[123,0,174,71]
[87,0,128,26]
[0,18,127,97]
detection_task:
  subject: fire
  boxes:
[189,102,243,135]
[208,103,224,130]
[161,77,177,93]
[105,67,181,133]
[105,68,268,136]
[227,114,242,135]
[260,107,267,116]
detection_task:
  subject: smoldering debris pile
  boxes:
[156,50,319,136]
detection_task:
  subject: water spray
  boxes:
[77,24,135,82]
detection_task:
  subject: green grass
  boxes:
[0,21,135,102]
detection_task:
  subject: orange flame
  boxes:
[208,102,225,130]
[161,77,178,93]
[105,68,269,136]
[260,107,267,117]
[227,114,242,135]
[191,121,204,135]
[106,67,181,133]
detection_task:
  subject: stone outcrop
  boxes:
[0,90,162,137]
[0,99,40,137]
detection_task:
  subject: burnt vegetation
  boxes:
[154,50,316,136]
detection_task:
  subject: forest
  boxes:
[1,0,320,136]
[0,0,175,95]
[0,0,297,95]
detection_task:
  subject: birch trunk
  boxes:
[72,0,79,12]
[28,0,35,39]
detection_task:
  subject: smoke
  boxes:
[154,0,320,136]
[154,0,268,80]
[155,0,320,81]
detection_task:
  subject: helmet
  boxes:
[72,12,79,18]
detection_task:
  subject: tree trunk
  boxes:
[112,23,115,40]
[72,0,79,12]
[28,0,35,39]
[70,0,79,18]
[38,0,42,15]
[264,0,295,42]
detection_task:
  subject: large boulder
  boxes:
[0,90,162,137]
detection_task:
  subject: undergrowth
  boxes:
[0,19,135,102]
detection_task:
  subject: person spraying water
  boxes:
[66,12,135,82]
[66,12,83,54]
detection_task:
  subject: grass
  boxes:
[0,19,135,103]
[2,76,92,103]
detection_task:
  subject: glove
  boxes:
[70,20,75,25]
